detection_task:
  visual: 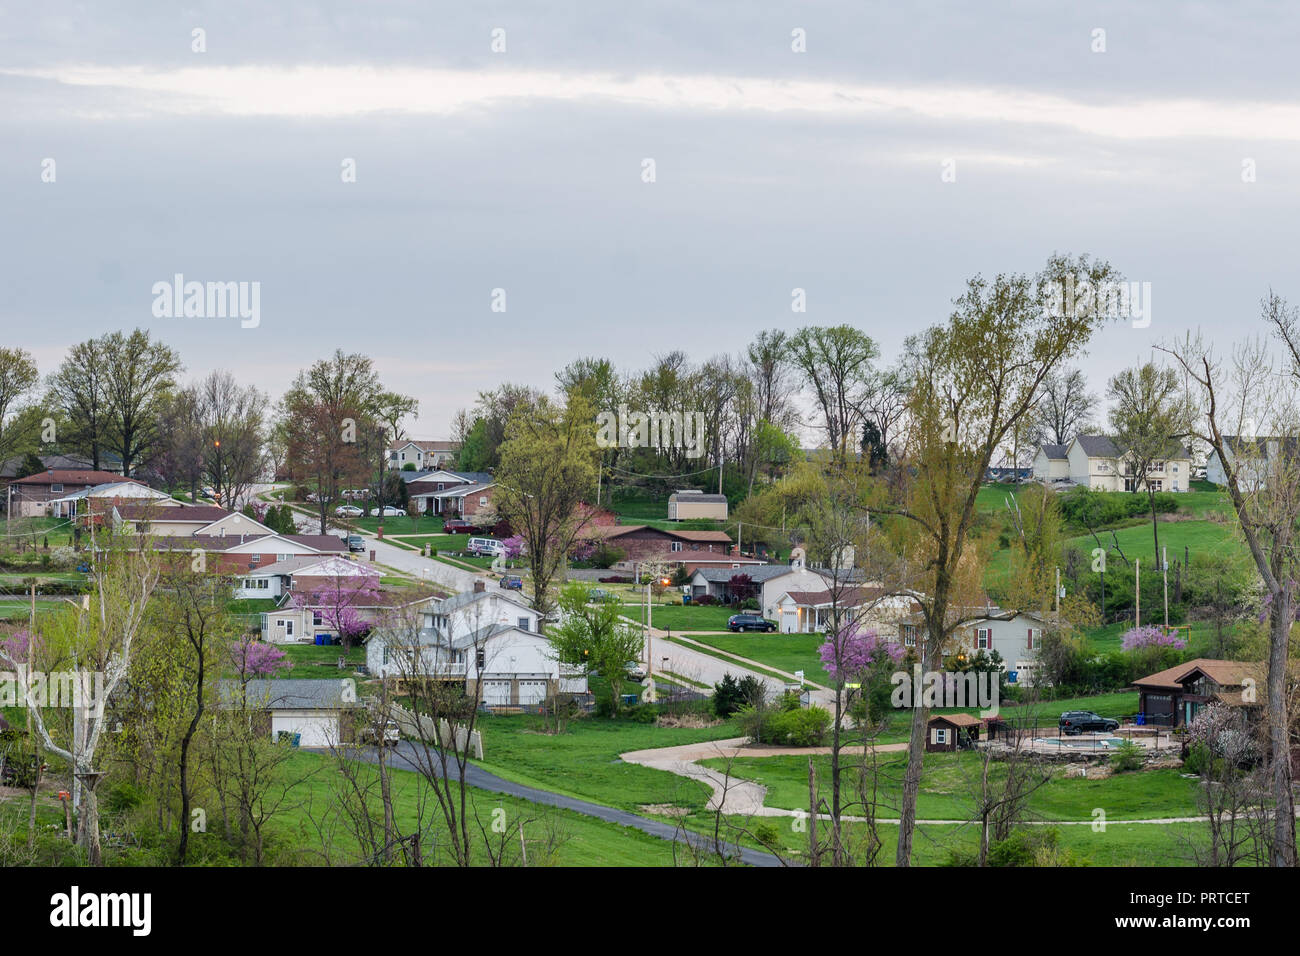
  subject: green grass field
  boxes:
[685,632,832,684]
[618,602,740,632]
[270,643,367,679]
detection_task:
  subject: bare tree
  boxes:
[1031,367,1097,446]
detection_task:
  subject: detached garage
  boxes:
[218,678,361,748]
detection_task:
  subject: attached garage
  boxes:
[483,680,513,706]
[272,711,339,748]
[518,680,548,705]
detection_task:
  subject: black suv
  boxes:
[728,613,776,633]
[1059,710,1120,735]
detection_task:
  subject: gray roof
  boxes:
[669,492,728,503]
[692,565,809,583]
[437,587,531,616]
[1074,434,1191,461]
[447,622,535,651]
[217,679,359,710]
[1073,434,1120,458]
[1037,443,1068,460]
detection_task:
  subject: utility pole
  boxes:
[1054,566,1061,617]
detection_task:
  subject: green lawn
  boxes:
[685,632,831,685]
[269,643,367,680]
[471,713,741,812]
[350,515,445,535]
[619,603,740,632]
[699,749,1200,822]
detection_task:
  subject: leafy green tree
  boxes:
[549,582,643,715]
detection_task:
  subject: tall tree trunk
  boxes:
[1268,591,1296,866]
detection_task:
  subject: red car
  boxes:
[442,518,477,534]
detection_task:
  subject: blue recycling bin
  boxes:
[1135,712,1146,726]
[621,694,638,706]
[683,593,692,604]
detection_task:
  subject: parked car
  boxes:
[587,588,619,603]
[467,537,505,557]
[727,613,776,633]
[499,574,523,590]
[625,661,647,680]
[443,517,477,534]
[1058,711,1120,735]
[346,534,365,553]
[335,504,363,517]
[375,505,406,517]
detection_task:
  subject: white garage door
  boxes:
[483,681,512,705]
[272,713,337,748]
[518,680,547,705]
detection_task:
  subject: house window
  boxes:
[902,624,917,647]
[478,496,488,507]
[259,579,269,590]
[284,620,294,636]
[1172,463,1179,473]
[382,645,389,665]
[277,553,291,561]
[313,611,323,627]
[249,554,261,565]
[935,728,948,744]
[1151,461,1165,473]
[976,628,992,650]
[671,541,683,552]
[476,649,485,669]
[518,617,530,631]
[1027,628,1038,650]
[51,483,64,493]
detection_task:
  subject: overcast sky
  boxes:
[2,1,1295,438]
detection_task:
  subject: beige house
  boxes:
[1031,444,1070,483]
[387,440,460,471]
[113,503,274,538]
[668,490,728,520]
[1065,435,1192,493]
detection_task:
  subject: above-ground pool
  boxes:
[1034,737,1126,749]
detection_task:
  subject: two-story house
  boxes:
[1064,435,1193,493]
[386,440,461,471]
[1206,436,1295,491]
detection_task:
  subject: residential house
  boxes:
[424,482,497,520]
[365,583,584,704]
[775,587,916,635]
[668,490,728,521]
[112,503,274,538]
[404,470,493,514]
[1064,435,1193,493]
[1031,444,1070,483]
[588,525,733,565]
[386,440,461,471]
[688,553,830,619]
[1206,436,1296,491]
[217,679,362,748]
[150,532,347,576]
[261,584,431,645]
[895,608,1048,685]
[1132,658,1262,728]
[235,554,379,600]
[8,471,157,518]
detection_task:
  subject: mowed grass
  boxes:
[471,713,741,812]
[618,602,740,632]
[269,643,367,679]
[699,749,1200,822]
[262,751,698,867]
[685,632,832,685]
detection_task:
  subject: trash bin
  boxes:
[1135,712,1146,726]
[315,634,330,646]
[682,594,692,604]
[621,694,638,706]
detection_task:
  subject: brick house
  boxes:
[8,471,153,517]
[585,525,732,563]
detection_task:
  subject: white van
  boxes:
[467,537,505,557]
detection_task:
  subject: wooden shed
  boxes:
[926,713,982,752]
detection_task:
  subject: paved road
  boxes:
[341,741,787,867]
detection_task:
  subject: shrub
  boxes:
[693,595,718,606]
[1110,739,1145,773]
[712,673,745,718]
[988,828,1061,867]
[740,597,759,610]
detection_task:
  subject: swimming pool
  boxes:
[1034,737,1127,749]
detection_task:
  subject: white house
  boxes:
[235,554,380,600]
[689,554,831,620]
[955,610,1050,686]
[387,440,460,471]
[1065,435,1192,493]
[776,587,916,635]
[113,503,275,538]
[365,584,584,704]
[1031,444,1071,483]
[1206,436,1292,491]
[218,679,361,748]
